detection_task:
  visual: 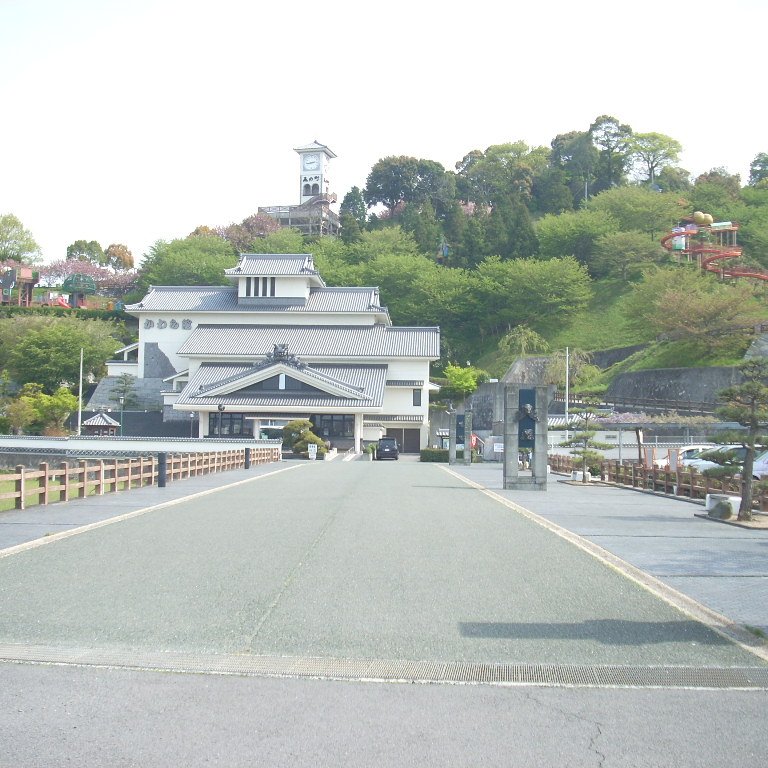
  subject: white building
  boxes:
[113,253,440,452]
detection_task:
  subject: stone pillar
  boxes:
[464,411,473,466]
[354,413,364,453]
[448,411,457,464]
[503,384,548,491]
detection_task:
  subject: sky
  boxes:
[1,0,766,266]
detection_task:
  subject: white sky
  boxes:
[1,0,766,265]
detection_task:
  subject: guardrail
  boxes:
[0,447,281,512]
[548,455,768,511]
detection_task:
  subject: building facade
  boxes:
[117,253,440,452]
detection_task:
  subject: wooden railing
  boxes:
[0,447,281,512]
[548,455,768,511]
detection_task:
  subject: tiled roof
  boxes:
[224,254,321,278]
[177,324,440,359]
[124,286,387,315]
[82,412,121,427]
[175,363,387,409]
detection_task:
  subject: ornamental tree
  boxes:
[714,359,768,521]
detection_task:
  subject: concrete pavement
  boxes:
[1,457,767,767]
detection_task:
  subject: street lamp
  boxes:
[189,411,196,438]
[118,395,125,437]
[217,404,225,437]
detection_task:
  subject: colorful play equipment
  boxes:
[0,266,40,306]
[61,273,97,308]
[661,213,768,282]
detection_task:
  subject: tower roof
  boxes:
[293,140,337,159]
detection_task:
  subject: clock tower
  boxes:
[294,140,336,204]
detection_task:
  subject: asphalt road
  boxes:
[1,458,766,766]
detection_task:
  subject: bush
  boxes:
[293,431,327,458]
[421,448,448,462]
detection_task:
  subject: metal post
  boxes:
[119,395,124,437]
[448,409,457,465]
[158,452,167,488]
[217,404,225,437]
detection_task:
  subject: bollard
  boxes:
[244,447,251,469]
[158,452,167,488]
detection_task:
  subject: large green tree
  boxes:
[748,153,768,187]
[586,186,686,238]
[66,240,105,265]
[629,132,682,184]
[2,316,122,393]
[139,235,238,289]
[589,115,633,191]
[536,209,616,271]
[0,213,41,264]
[364,156,455,216]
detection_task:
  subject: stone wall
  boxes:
[605,366,742,410]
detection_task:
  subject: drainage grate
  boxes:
[2,644,767,689]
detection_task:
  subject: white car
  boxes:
[749,450,768,480]
[677,445,717,466]
[685,445,746,473]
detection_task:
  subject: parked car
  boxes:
[677,445,718,466]
[686,445,747,473]
[375,437,399,460]
[748,449,768,480]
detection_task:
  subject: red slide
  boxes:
[55,296,72,308]
[661,225,768,282]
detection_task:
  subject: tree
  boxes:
[340,186,367,227]
[364,156,455,215]
[484,194,538,260]
[589,115,633,191]
[655,165,692,193]
[550,131,598,204]
[443,364,486,397]
[592,230,667,280]
[560,397,612,482]
[0,213,41,264]
[3,316,122,393]
[109,373,138,408]
[629,132,682,184]
[586,186,686,239]
[66,240,105,265]
[104,243,134,270]
[217,213,281,252]
[714,359,768,521]
[5,397,38,435]
[498,325,550,361]
[400,201,442,256]
[622,266,764,343]
[34,387,79,434]
[138,236,237,290]
[455,141,549,207]
[748,153,768,187]
[536,208,616,271]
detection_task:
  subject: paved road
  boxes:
[0,458,766,766]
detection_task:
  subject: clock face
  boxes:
[303,153,319,170]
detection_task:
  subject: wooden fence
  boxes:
[548,455,768,511]
[0,447,281,511]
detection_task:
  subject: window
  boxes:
[303,184,311,196]
[311,183,319,195]
[208,413,253,437]
[311,414,354,438]
[413,388,422,407]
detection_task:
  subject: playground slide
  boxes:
[661,228,768,282]
[55,296,71,308]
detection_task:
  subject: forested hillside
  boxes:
[5,116,768,380]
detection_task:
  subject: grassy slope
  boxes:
[474,277,751,380]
